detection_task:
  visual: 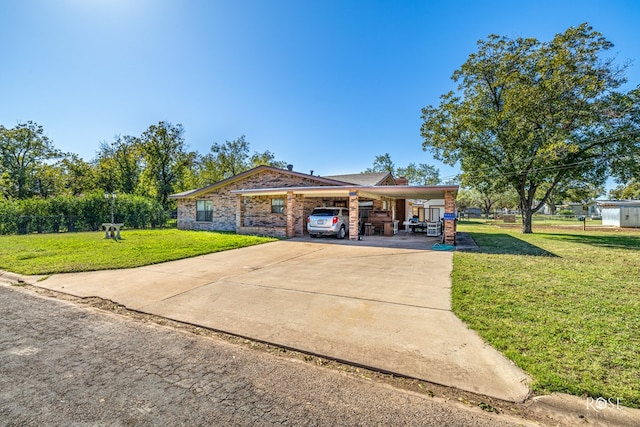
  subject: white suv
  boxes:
[307,207,349,239]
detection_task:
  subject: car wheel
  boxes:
[337,226,346,239]
[310,233,318,238]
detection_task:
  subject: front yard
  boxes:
[0,229,277,275]
[454,221,640,408]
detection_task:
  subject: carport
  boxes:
[231,185,458,245]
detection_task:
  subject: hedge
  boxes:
[0,192,168,235]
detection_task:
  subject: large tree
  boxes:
[421,23,640,233]
[95,135,143,194]
[609,179,640,200]
[363,153,441,185]
[364,153,395,174]
[396,163,440,185]
[139,122,193,209]
[0,121,65,199]
[200,135,287,183]
[57,155,98,196]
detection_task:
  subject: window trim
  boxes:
[196,200,213,222]
[271,198,285,214]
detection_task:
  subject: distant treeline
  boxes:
[0,121,287,211]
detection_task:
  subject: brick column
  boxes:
[443,190,456,245]
[235,195,244,232]
[348,191,359,240]
[294,195,305,235]
[286,191,295,238]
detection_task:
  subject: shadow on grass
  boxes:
[542,232,640,251]
[468,232,557,256]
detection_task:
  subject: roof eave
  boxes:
[168,165,350,199]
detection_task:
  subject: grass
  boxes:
[0,229,277,275]
[454,220,640,408]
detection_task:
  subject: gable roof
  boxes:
[169,165,352,199]
[323,172,394,186]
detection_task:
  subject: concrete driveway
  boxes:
[36,237,530,402]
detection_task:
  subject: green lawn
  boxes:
[0,229,277,275]
[454,221,640,408]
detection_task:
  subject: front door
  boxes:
[396,199,406,222]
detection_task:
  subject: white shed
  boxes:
[597,201,640,227]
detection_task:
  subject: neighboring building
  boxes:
[169,165,459,244]
[556,201,601,218]
[597,200,640,227]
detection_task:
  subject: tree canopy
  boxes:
[0,120,289,214]
[0,121,65,199]
[363,153,440,185]
[138,122,194,209]
[199,135,288,184]
[420,23,640,232]
[609,179,640,199]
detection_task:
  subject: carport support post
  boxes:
[235,195,245,230]
[443,190,456,245]
[286,191,296,238]
[348,191,359,240]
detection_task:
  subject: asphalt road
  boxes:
[0,284,536,426]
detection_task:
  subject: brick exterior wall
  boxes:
[176,170,338,233]
[237,226,288,238]
[176,167,458,243]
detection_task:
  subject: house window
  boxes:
[196,200,213,221]
[271,198,285,214]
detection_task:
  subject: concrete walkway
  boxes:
[35,236,531,402]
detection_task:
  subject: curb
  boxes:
[526,393,640,427]
[0,270,43,286]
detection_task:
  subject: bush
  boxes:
[557,209,575,216]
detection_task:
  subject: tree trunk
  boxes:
[521,205,533,233]
[483,199,493,219]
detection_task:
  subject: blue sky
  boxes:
[1,0,639,185]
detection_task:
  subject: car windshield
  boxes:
[312,209,339,216]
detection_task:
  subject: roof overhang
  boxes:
[230,185,458,200]
[597,200,640,207]
[168,165,351,199]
